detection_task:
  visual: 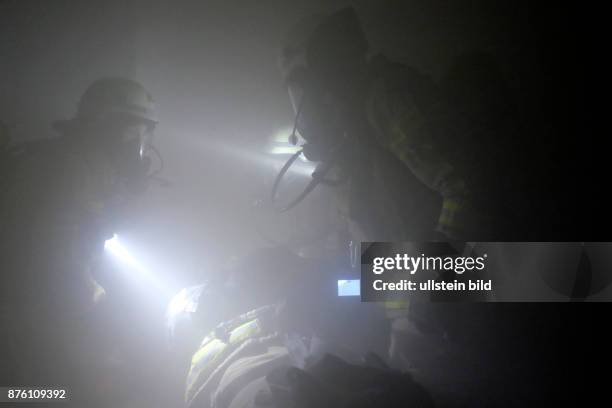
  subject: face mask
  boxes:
[270,72,352,213]
[287,69,346,162]
[97,116,156,193]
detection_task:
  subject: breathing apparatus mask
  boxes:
[94,112,160,193]
[271,71,350,212]
[273,8,368,212]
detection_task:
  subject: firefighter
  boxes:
[276,8,529,242]
[275,8,526,403]
[180,248,423,408]
[0,77,159,404]
[278,8,468,243]
[276,5,460,369]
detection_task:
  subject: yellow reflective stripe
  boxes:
[184,307,277,405]
[442,198,461,211]
[438,212,457,228]
[229,319,261,345]
[382,300,410,320]
[186,338,228,401]
[383,300,410,310]
[190,338,227,369]
[438,197,466,229]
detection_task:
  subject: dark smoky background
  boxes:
[0,0,600,406]
[0,0,584,285]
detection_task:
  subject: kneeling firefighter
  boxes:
[184,305,433,408]
[0,78,160,403]
[180,248,433,408]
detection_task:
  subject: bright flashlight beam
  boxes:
[214,142,316,177]
[269,127,309,162]
[269,146,301,155]
[194,127,315,177]
[104,234,174,297]
[104,234,145,271]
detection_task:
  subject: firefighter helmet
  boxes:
[54,77,158,132]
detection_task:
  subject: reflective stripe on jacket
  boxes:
[365,55,470,239]
[185,305,282,408]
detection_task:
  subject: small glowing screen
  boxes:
[337,279,360,297]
